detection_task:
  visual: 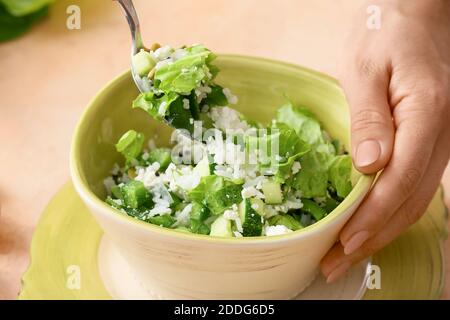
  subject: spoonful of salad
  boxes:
[115,0,233,134]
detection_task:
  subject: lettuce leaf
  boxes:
[277,101,337,156]
[275,124,310,159]
[277,102,341,197]
[132,91,179,120]
[188,175,224,203]
[203,84,227,107]
[205,51,219,79]
[276,102,324,146]
[188,175,242,214]
[154,45,213,94]
[164,96,194,132]
[187,91,201,120]
[0,0,52,16]
[328,155,353,198]
[0,2,48,42]
[291,150,329,198]
[133,91,194,132]
[247,124,310,182]
[272,124,310,182]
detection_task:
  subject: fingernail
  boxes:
[344,230,370,255]
[326,262,352,284]
[355,140,381,167]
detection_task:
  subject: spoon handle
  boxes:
[115,0,144,54]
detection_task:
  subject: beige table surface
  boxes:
[0,0,449,300]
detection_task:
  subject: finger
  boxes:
[340,56,395,174]
[368,129,450,245]
[322,133,450,281]
[322,169,443,283]
[340,100,442,255]
[320,242,346,278]
[322,165,442,282]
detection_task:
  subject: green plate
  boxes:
[19,182,447,299]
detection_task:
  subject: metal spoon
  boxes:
[115,0,150,94]
[115,0,205,146]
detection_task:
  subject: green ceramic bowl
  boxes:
[70,55,375,299]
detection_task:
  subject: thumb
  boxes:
[341,58,395,174]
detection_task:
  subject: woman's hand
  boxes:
[321,0,450,282]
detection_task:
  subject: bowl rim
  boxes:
[70,54,375,244]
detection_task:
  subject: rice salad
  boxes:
[103,44,353,238]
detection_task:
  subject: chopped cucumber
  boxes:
[174,202,188,213]
[110,185,123,200]
[193,156,211,177]
[323,197,339,213]
[268,214,303,231]
[205,184,243,215]
[147,214,175,228]
[121,180,153,209]
[262,180,283,204]
[230,177,245,185]
[132,50,156,77]
[189,202,211,234]
[169,192,182,209]
[190,202,210,221]
[196,223,210,235]
[148,148,172,171]
[116,130,145,164]
[301,198,327,221]
[210,215,232,237]
[249,198,265,216]
[239,199,263,237]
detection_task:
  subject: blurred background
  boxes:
[0,0,449,299]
